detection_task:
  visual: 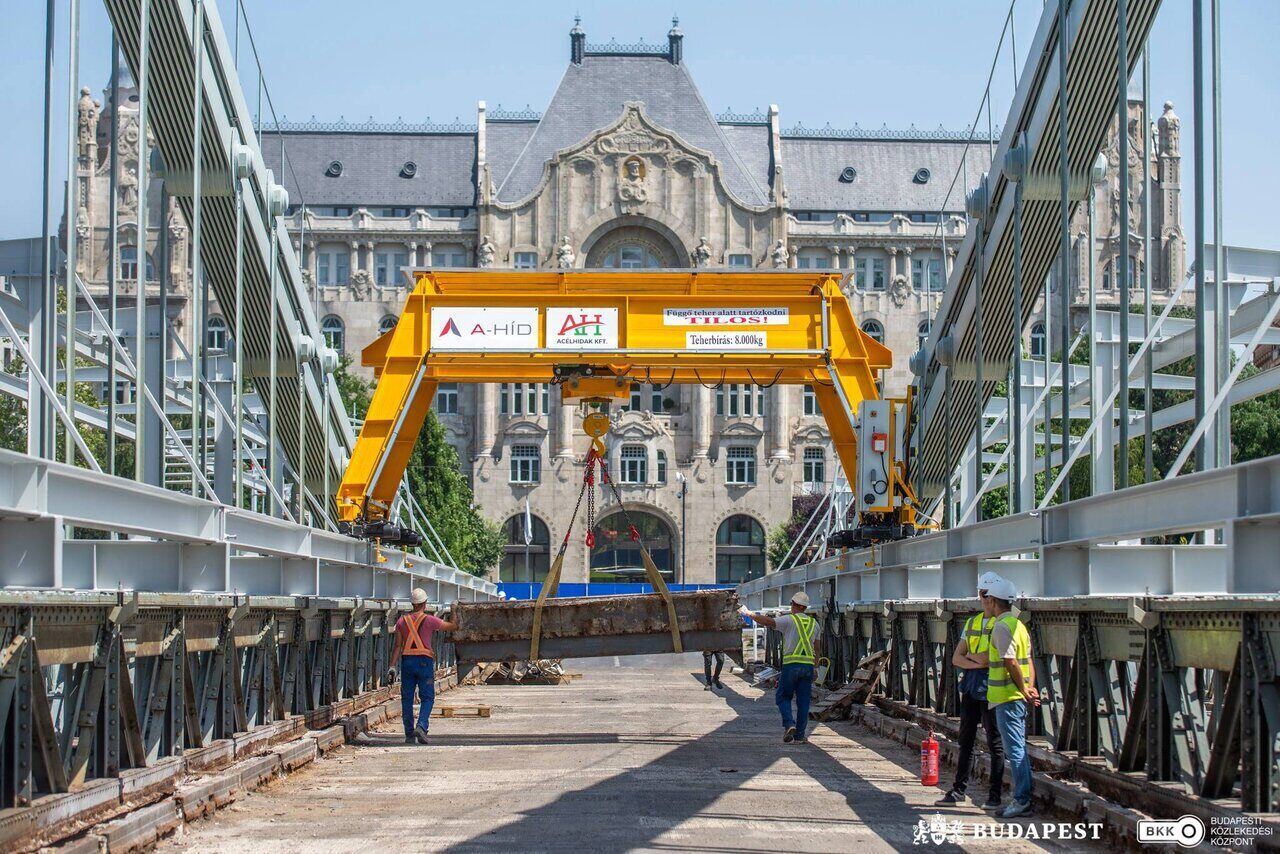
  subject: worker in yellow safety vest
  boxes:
[982,574,1040,819]
[740,591,819,743]
[934,572,1005,809]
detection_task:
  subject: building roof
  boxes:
[494,55,770,208]
[260,131,477,208]
[780,138,991,212]
[717,123,773,202]
[485,121,538,190]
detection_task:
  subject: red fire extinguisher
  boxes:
[921,731,940,787]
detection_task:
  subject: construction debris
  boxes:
[450,590,742,662]
[808,651,889,721]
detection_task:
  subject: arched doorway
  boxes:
[584,225,683,269]
[589,510,674,582]
[716,515,766,583]
[500,513,550,582]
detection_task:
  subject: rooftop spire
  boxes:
[570,15,586,64]
[668,15,683,65]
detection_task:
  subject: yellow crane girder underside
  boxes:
[337,270,892,523]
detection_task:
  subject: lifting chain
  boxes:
[528,403,683,658]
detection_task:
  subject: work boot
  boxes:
[783,726,796,743]
[413,725,429,745]
[934,789,966,806]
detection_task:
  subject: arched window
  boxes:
[378,315,398,335]
[590,511,673,581]
[206,316,228,352]
[917,320,931,351]
[861,319,884,344]
[716,515,765,583]
[321,315,345,354]
[500,513,550,583]
[619,445,648,483]
[601,244,663,269]
[119,245,156,281]
[1030,322,1046,359]
[1102,262,1113,291]
[1128,254,1138,286]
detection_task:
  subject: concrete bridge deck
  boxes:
[157,654,1098,853]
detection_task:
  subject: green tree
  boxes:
[404,411,504,578]
[333,354,372,421]
[0,357,27,453]
[332,355,501,577]
[766,493,828,570]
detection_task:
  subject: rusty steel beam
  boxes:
[450,590,741,662]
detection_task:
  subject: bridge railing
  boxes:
[0,591,463,838]
[757,593,1279,824]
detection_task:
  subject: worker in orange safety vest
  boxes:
[389,588,458,744]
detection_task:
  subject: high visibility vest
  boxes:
[962,613,994,657]
[782,613,817,666]
[401,612,434,658]
[986,613,1031,706]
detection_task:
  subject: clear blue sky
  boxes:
[2,0,1276,251]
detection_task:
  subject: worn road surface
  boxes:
[160,654,1103,852]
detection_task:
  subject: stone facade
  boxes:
[69,21,1185,586]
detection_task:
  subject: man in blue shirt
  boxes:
[935,572,1005,808]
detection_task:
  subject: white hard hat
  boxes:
[985,576,1019,601]
[976,570,1003,592]
[791,591,810,607]
[410,588,428,605]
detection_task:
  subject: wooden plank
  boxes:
[431,705,490,719]
[809,651,889,721]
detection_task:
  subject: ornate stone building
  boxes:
[68,21,1185,587]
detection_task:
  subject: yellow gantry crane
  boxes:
[336,270,923,552]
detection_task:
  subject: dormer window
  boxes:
[913,167,931,184]
[400,161,417,178]
[839,166,857,183]
[325,160,343,177]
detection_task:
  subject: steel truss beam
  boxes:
[0,448,496,600]
[0,593,454,819]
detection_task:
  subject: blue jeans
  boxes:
[993,700,1033,805]
[776,663,814,736]
[400,655,436,737]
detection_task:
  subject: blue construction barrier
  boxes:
[496,582,736,600]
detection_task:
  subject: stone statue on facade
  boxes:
[477,235,496,268]
[350,269,372,300]
[555,236,576,269]
[618,155,648,212]
[74,207,90,274]
[693,236,712,268]
[771,239,789,268]
[165,209,186,288]
[890,274,911,307]
[77,87,99,153]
